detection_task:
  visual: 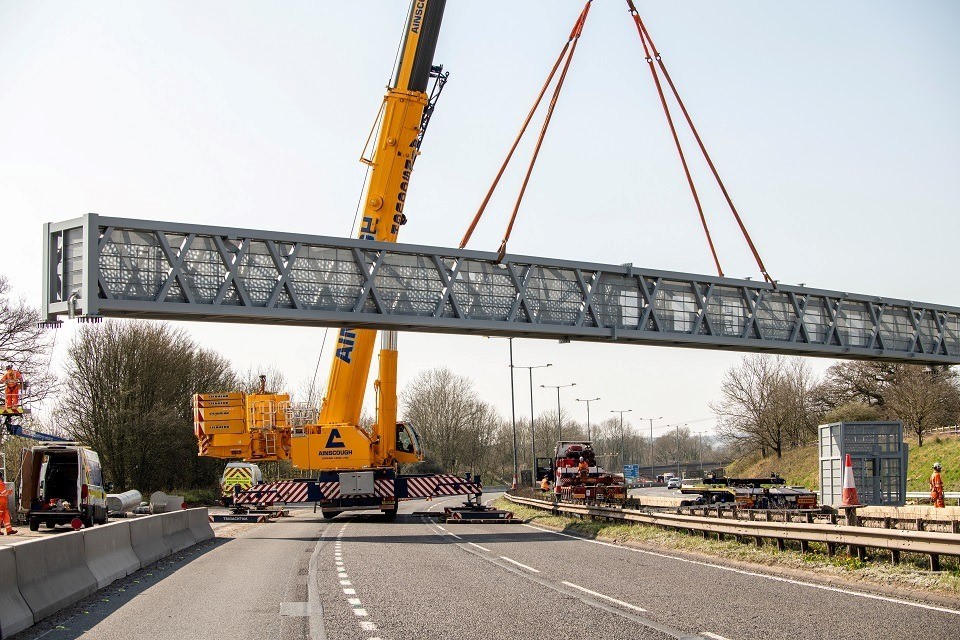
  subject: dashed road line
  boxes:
[499,555,541,573]
[700,633,733,640]
[561,581,646,612]
[467,542,491,552]
[522,523,960,617]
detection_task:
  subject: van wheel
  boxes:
[29,518,39,532]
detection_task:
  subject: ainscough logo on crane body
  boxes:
[336,329,357,363]
[410,1,426,34]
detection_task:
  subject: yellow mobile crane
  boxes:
[193,1,502,520]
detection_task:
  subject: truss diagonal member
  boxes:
[507,263,537,323]
[156,232,197,304]
[265,241,303,309]
[350,248,387,315]
[626,0,774,286]
[213,236,253,307]
[431,255,465,319]
[574,270,600,328]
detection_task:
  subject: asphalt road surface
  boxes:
[14,494,960,640]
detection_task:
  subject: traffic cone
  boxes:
[840,453,859,506]
[511,475,517,491]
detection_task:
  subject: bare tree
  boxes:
[885,366,960,446]
[0,276,56,405]
[712,355,820,459]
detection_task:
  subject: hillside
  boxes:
[724,434,960,492]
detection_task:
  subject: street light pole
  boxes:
[639,416,663,481]
[610,409,632,473]
[541,382,576,442]
[517,363,552,486]
[508,338,518,489]
[575,397,600,440]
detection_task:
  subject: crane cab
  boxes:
[394,421,423,464]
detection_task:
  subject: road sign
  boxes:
[623,464,640,481]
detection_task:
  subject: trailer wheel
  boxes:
[29,518,39,532]
[321,510,341,520]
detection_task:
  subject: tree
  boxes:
[884,366,960,446]
[712,355,820,458]
[0,276,56,405]
[60,320,236,493]
[401,367,506,477]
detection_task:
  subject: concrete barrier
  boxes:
[129,514,172,567]
[161,510,197,553]
[187,507,215,542]
[14,532,97,622]
[0,546,33,637]
[82,520,140,588]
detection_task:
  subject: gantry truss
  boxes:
[43,214,960,364]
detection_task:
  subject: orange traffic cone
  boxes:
[840,453,859,506]
[511,475,517,491]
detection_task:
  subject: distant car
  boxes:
[667,477,682,490]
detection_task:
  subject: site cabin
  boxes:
[19,443,108,530]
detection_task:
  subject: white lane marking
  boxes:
[523,524,960,617]
[468,542,492,553]
[306,528,331,640]
[436,525,447,531]
[360,621,378,632]
[343,588,356,595]
[561,581,647,612]
[701,633,732,640]
[499,556,541,573]
[348,597,362,606]
[340,580,352,586]
[353,608,368,617]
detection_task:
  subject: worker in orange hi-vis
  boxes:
[577,456,590,479]
[540,475,551,492]
[930,462,946,509]
[2,364,24,409]
[0,471,17,535]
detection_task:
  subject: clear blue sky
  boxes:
[1,1,958,437]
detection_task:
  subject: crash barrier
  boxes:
[0,508,214,635]
[505,493,960,571]
[129,512,173,565]
[14,525,98,622]
[161,510,196,553]
[83,520,141,588]
[0,546,33,638]
[187,507,215,542]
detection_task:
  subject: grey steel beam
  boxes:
[41,214,960,365]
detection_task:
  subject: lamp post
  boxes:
[610,409,632,472]
[575,397,600,440]
[639,416,663,481]
[487,336,519,489]
[541,382,576,442]
[675,423,688,478]
[517,363,552,486]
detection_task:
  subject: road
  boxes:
[13,494,960,640]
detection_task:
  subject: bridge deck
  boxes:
[42,214,960,364]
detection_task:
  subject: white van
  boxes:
[20,443,108,530]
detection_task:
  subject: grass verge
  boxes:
[496,497,960,599]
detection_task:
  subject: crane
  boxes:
[191,0,511,521]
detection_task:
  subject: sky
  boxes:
[1,1,958,441]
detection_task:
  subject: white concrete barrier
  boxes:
[129,513,172,566]
[0,546,33,637]
[82,520,140,588]
[187,507,215,542]
[14,531,97,622]
[161,509,197,553]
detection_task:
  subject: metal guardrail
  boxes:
[504,493,960,570]
[907,491,960,500]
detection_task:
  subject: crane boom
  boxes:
[319,0,447,432]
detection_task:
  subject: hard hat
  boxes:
[933,462,942,470]
[579,456,585,461]
[4,364,11,369]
